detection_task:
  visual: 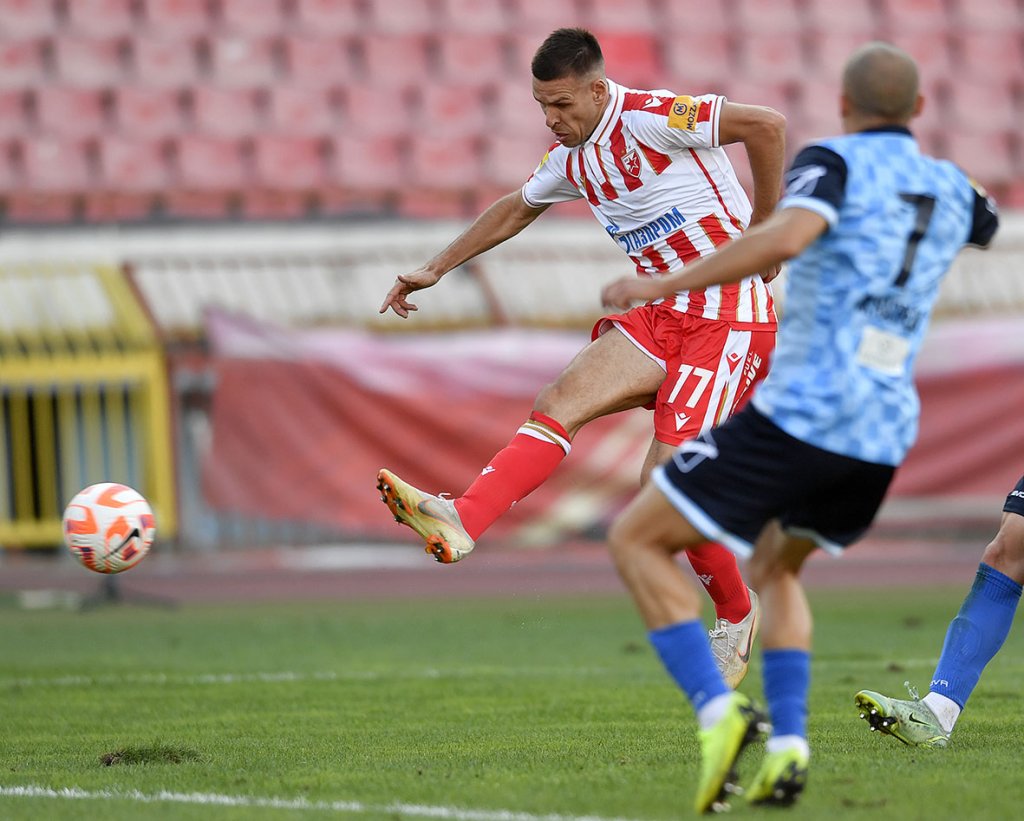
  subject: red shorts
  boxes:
[593,303,776,446]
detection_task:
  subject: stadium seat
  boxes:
[808,31,876,81]
[408,134,481,189]
[113,86,185,138]
[883,32,953,80]
[130,35,201,87]
[0,0,59,38]
[951,0,1022,30]
[733,0,803,32]
[490,83,549,138]
[802,0,877,33]
[65,0,136,37]
[735,32,807,82]
[207,36,280,87]
[140,0,212,37]
[97,136,171,191]
[339,84,415,138]
[943,132,1015,187]
[416,84,489,137]
[329,134,406,190]
[281,35,351,88]
[659,0,730,33]
[793,77,842,141]
[292,0,363,34]
[878,0,949,33]
[0,90,28,138]
[723,79,795,118]
[438,0,510,33]
[364,0,435,34]
[32,87,108,138]
[435,32,509,84]
[661,33,734,91]
[955,31,1024,82]
[51,35,126,87]
[944,78,1018,132]
[0,41,45,89]
[240,189,310,219]
[508,0,581,33]
[218,0,286,36]
[0,140,18,189]
[582,0,658,33]
[251,135,326,189]
[189,86,262,138]
[480,132,548,190]
[19,137,93,192]
[174,135,248,189]
[357,33,432,87]
[589,32,663,90]
[266,85,337,136]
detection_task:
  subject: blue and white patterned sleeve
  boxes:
[779,145,848,229]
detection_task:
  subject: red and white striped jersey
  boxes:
[522,79,776,329]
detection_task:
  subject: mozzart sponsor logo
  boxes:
[668,95,711,131]
[605,206,687,253]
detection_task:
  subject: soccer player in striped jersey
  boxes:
[378,28,785,688]
[599,41,999,810]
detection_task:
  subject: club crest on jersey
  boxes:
[621,148,641,177]
[668,95,711,132]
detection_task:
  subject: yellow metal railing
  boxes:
[0,263,176,547]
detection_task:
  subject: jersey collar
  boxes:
[860,125,913,136]
[586,79,624,147]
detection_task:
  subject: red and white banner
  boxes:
[201,312,1024,543]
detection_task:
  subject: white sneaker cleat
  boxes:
[377,468,475,564]
[709,588,760,689]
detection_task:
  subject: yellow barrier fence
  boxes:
[0,263,176,548]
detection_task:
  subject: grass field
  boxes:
[2,587,1023,820]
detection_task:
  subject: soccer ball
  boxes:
[62,483,156,574]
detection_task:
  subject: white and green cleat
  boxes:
[708,588,760,689]
[855,688,950,748]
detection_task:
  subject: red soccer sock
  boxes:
[454,412,571,540]
[685,542,751,623]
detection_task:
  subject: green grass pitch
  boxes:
[2,587,1023,819]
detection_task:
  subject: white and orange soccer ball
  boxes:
[62,483,156,574]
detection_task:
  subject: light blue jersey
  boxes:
[751,128,998,465]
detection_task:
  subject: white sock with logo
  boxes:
[922,692,960,733]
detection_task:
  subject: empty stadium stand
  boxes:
[0,0,1020,224]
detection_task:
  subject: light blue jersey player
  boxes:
[597,42,999,812]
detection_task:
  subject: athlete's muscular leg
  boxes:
[745,522,817,650]
[454,329,663,539]
[979,511,1024,585]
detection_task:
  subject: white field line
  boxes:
[0,658,943,691]
[0,785,641,821]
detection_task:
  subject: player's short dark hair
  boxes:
[531,28,604,82]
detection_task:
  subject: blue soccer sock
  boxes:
[762,648,810,740]
[930,562,1022,709]
[649,619,730,713]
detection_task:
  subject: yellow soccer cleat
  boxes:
[377,469,475,564]
[746,746,809,807]
[694,692,770,814]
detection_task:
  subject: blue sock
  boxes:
[930,563,1022,708]
[649,620,729,711]
[762,648,810,738]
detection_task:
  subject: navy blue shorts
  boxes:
[1005,476,1024,517]
[652,405,895,557]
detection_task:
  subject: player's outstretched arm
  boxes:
[602,207,827,310]
[379,192,549,317]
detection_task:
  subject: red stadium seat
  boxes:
[438,0,510,33]
[802,0,877,33]
[807,31,875,81]
[0,41,45,89]
[140,0,212,37]
[943,132,1015,187]
[130,35,201,87]
[65,0,136,37]
[660,0,730,32]
[416,84,489,137]
[32,87,108,138]
[281,35,351,88]
[733,0,803,32]
[490,83,548,138]
[955,31,1024,83]
[364,0,435,34]
[266,86,337,136]
[293,0,363,34]
[97,136,171,191]
[878,0,950,34]
[207,36,280,87]
[329,134,406,189]
[944,78,1018,132]
[252,135,326,189]
[408,134,480,189]
[0,140,19,189]
[114,86,185,138]
[508,0,581,33]
[0,0,59,38]
[51,35,126,87]
[951,0,1022,30]
[340,85,414,137]
[883,32,953,80]
[218,0,287,36]
[174,135,248,189]
[19,137,93,192]
[736,32,806,82]
[358,33,431,87]
[583,0,658,33]
[480,132,548,190]
[590,32,663,90]
[0,90,29,138]
[723,79,795,118]
[190,86,262,138]
[793,78,842,141]
[435,32,509,84]
[661,33,734,91]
